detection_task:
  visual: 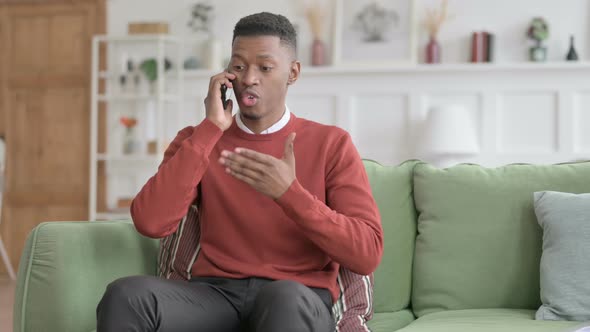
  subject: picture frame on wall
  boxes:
[332,0,417,66]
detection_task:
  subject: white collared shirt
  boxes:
[236,106,291,134]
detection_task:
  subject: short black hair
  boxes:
[232,12,297,53]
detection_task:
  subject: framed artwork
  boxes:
[332,0,417,66]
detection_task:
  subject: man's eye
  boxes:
[261,66,273,72]
[233,65,245,71]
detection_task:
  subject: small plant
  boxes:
[120,116,137,129]
[305,2,327,41]
[527,17,549,47]
[120,116,138,154]
[139,58,172,83]
[527,17,549,62]
[423,0,450,40]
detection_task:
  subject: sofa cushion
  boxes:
[395,309,578,332]
[534,191,590,321]
[364,160,418,313]
[411,161,590,317]
[367,310,415,332]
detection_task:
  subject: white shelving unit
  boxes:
[89,35,184,221]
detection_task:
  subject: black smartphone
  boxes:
[220,84,228,109]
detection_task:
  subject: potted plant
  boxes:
[527,17,549,62]
[120,116,138,155]
[187,1,221,70]
[423,0,450,64]
[139,58,172,93]
[305,2,328,66]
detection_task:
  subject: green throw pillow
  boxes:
[534,191,590,321]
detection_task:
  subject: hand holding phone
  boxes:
[204,71,235,131]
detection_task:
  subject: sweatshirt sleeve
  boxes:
[130,118,223,238]
[275,132,383,275]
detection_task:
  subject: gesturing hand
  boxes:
[219,133,297,199]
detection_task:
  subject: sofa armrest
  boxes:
[14,221,159,332]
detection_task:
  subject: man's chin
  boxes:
[239,107,263,120]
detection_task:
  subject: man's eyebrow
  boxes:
[231,53,246,61]
[231,53,277,61]
[256,54,276,60]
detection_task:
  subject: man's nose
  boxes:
[241,67,259,86]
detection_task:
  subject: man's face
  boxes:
[228,35,299,121]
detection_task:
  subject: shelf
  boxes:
[99,71,183,79]
[94,34,181,43]
[97,94,180,102]
[90,34,183,227]
[97,153,162,163]
[182,61,590,78]
[306,62,590,75]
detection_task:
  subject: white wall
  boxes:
[102,0,590,212]
[108,0,590,65]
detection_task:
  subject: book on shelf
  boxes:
[471,31,495,63]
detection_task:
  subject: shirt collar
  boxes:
[236,105,291,135]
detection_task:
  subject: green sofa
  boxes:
[13,160,590,332]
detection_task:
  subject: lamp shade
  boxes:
[421,104,479,155]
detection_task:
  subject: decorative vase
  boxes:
[122,127,138,155]
[530,42,547,62]
[426,37,441,64]
[311,39,326,66]
[566,35,579,61]
[204,36,222,70]
[148,80,157,95]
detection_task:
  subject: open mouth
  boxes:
[240,91,259,107]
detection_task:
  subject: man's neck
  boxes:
[240,106,286,134]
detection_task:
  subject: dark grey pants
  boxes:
[96,275,334,332]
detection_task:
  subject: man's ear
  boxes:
[287,61,301,85]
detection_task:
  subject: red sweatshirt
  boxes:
[131,114,383,301]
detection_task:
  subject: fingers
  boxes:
[208,72,236,97]
[219,151,267,175]
[219,150,263,188]
[211,71,236,84]
[211,77,234,94]
[234,148,274,165]
[224,160,260,181]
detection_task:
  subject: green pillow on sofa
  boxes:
[411,161,590,317]
[534,191,590,321]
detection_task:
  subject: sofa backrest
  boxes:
[363,159,419,313]
[410,161,590,317]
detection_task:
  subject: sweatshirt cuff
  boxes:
[186,118,224,156]
[275,179,316,221]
